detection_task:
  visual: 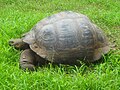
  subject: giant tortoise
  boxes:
[9,11,110,70]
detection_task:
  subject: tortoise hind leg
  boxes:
[20,49,37,71]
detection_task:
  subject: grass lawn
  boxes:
[0,0,120,90]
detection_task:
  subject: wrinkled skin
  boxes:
[9,39,49,71]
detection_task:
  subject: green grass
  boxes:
[0,0,120,90]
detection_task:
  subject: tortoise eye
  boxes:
[15,43,21,47]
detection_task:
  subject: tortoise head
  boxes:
[9,39,29,50]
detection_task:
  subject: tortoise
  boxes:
[9,11,110,70]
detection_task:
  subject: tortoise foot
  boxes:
[20,64,35,71]
[20,49,37,71]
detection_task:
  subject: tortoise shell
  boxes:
[23,11,110,64]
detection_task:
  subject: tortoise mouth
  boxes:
[93,45,110,61]
[9,39,15,46]
[9,39,30,50]
[9,39,23,48]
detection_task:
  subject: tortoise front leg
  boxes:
[9,39,29,50]
[20,49,37,71]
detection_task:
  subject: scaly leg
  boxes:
[20,49,37,71]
